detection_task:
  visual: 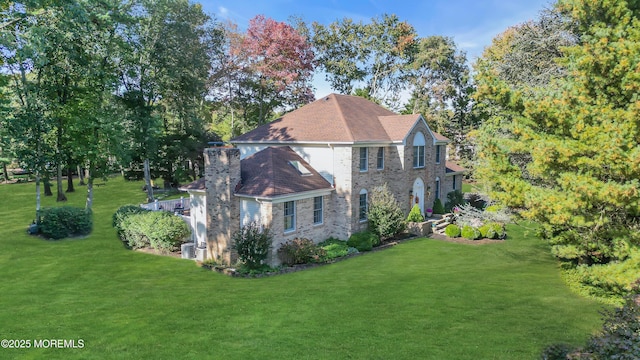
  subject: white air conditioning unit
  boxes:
[195,246,207,262]
[181,242,195,259]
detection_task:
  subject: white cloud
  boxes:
[218,6,229,18]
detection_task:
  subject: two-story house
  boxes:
[181,94,464,265]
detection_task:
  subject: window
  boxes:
[289,160,311,175]
[435,145,441,164]
[452,175,457,190]
[376,147,384,170]
[413,132,425,168]
[359,147,368,171]
[313,196,323,225]
[359,189,368,221]
[435,177,441,200]
[284,201,295,232]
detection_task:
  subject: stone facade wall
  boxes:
[346,121,449,234]
[204,148,241,265]
[267,195,331,265]
[442,174,463,203]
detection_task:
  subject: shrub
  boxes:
[444,224,461,238]
[120,211,190,253]
[318,238,349,260]
[540,343,577,360]
[583,294,640,359]
[432,198,445,214]
[39,207,93,240]
[277,238,326,265]
[478,224,491,238]
[407,204,424,222]
[456,204,511,228]
[347,231,379,252]
[112,205,151,235]
[461,225,481,240]
[444,190,465,213]
[232,222,272,269]
[145,212,190,253]
[490,223,506,239]
[367,184,406,239]
[484,204,503,212]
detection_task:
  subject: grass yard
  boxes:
[0,177,604,359]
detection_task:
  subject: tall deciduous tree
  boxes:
[312,14,417,110]
[119,0,220,199]
[474,0,640,265]
[223,15,314,129]
[404,36,477,163]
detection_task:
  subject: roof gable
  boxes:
[237,146,332,198]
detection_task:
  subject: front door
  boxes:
[413,178,425,216]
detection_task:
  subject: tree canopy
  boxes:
[474,0,640,268]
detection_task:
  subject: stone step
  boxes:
[434,222,451,231]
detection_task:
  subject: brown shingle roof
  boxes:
[434,132,450,142]
[179,177,206,192]
[233,94,421,143]
[378,114,420,141]
[446,161,466,174]
[237,146,333,198]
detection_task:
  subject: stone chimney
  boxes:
[204,147,241,265]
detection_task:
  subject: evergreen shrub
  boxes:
[444,224,461,238]
[39,207,93,240]
[407,204,424,222]
[432,198,445,214]
[347,231,379,252]
[461,225,481,240]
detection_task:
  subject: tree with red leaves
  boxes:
[224,15,314,131]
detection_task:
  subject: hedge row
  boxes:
[113,205,190,253]
[444,223,505,240]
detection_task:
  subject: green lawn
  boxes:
[0,177,604,359]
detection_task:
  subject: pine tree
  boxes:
[475,0,640,264]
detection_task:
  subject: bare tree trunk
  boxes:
[43,172,53,196]
[35,172,41,225]
[2,162,8,183]
[143,158,154,203]
[85,161,94,211]
[66,164,75,192]
[56,162,67,202]
[77,164,85,186]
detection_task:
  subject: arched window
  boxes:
[359,189,368,221]
[413,132,425,168]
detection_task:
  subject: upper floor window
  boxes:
[284,201,295,232]
[376,147,384,170]
[435,145,442,164]
[359,189,368,221]
[413,132,425,168]
[359,147,368,172]
[313,196,323,225]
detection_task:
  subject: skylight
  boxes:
[289,160,312,176]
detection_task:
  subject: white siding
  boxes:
[189,193,207,248]
[240,199,261,227]
[238,145,267,159]
[290,145,334,184]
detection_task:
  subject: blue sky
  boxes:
[196,0,553,97]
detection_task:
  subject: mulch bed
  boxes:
[428,232,505,245]
[134,232,503,278]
